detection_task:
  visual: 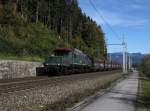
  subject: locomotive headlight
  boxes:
[43,63,48,66]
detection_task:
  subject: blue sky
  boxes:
[78,0,150,54]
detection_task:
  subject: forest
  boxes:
[0,0,107,60]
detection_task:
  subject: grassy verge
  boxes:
[41,74,121,111]
[0,53,44,62]
[41,89,97,111]
[136,75,150,111]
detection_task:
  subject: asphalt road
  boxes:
[80,71,139,111]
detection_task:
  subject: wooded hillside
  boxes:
[0,0,107,60]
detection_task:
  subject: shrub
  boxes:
[139,56,150,78]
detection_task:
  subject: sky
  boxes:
[78,0,150,54]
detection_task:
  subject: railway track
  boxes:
[0,77,62,95]
[0,70,121,95]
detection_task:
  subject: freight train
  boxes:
[36,48,121,76]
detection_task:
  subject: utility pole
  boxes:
[128,53,132,70]
[122,37,128,73]
[122,41,126,73]
[109,53,112,62]
[128,54,131,70]
[130,54,132,69]
[107,36,128,74]
[126,43,128,73]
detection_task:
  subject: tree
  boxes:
[140,56,150,78]
[0,0,107,59]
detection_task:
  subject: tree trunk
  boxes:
[36,0,39,23]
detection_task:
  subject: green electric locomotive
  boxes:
[37,48,92,76]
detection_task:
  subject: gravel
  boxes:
[0,72,121,111]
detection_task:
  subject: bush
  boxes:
[139,56,150,78]
[0,22,67,58]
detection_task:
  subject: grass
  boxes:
[136,75,150,111]
[41,74,121,111]
[41,89,96,111]
[0,53,44,62]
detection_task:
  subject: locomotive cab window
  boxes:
[55,52,69,56]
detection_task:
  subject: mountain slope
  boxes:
[108,53,144,65]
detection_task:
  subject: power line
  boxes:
[88,0,130,73]
[88,0,121,41]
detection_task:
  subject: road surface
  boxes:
[79,71,139,111]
